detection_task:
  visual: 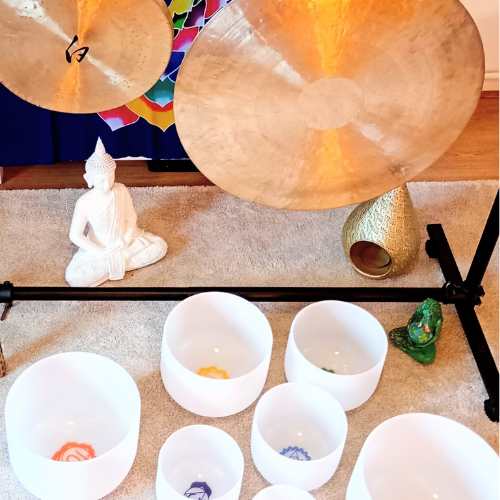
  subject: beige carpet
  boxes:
[0,181,498,499]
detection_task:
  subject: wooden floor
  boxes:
[1,92,498,190]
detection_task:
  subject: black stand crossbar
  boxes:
[0,285,468,304]
[1,192,498,421]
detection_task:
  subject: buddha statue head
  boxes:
[84,138,117,194]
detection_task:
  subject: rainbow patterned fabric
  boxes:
[98,0,232,133]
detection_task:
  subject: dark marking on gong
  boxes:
[66,35,89,63]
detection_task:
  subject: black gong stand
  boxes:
[1,192,498,421]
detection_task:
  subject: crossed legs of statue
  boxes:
[66,233,167,287]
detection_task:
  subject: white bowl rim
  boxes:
[158,424,245,493]
[163,292,273,383]
[5,351,141,467]
[359,413,499,487]
[253,382,348,465]
[290,300,388,377]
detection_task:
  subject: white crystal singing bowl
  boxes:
[156,425,244,500]
[251,382,347,491]
[161,292,273,417]
[346,413,500,500]
[253,485,315,500]
[285,301,387,411]
[5,352,141,500]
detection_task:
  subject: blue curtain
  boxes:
[0,0,235,166]
[0,84,188,166]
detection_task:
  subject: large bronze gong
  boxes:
[0,0,174,114]
[175,0,484,210]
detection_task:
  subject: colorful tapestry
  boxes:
[99,0,231,133]
[0,0,231,166]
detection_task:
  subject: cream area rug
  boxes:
[0,181,498,499]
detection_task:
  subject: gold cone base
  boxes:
[342,185,420,280]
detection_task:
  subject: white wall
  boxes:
[460,0,499,89]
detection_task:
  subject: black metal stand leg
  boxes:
[0,283,11,377]
[147,160,199,173]
[427,192,499,422]
[464,192,499,300]
[0,342,5,378]
[427,224,464,286]
[455,303,499,421]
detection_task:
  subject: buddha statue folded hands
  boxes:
[65,138,168,287]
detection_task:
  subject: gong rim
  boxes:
[174,0,484,210]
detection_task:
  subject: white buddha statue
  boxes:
[66,138,168,287]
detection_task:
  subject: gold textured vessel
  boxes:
[342,185,420,279]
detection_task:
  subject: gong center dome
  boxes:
[298,77,365,130]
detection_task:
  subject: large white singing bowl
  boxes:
[285,301,387,411]
[5,352,141,500]
[156,425,244,500]
[346,413,500,500]
[161,292,273,417]
[251,382,347,491]
[253,485,315,500]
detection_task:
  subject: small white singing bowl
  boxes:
[5,352,141,500]
[161,292,273,417]
[285,301,387,411]
[251,382,347,491]
[346,413,500,500]
[156,425,244,500]
[253,485,315,500]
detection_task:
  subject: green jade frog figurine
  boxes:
[389,298,443,363]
